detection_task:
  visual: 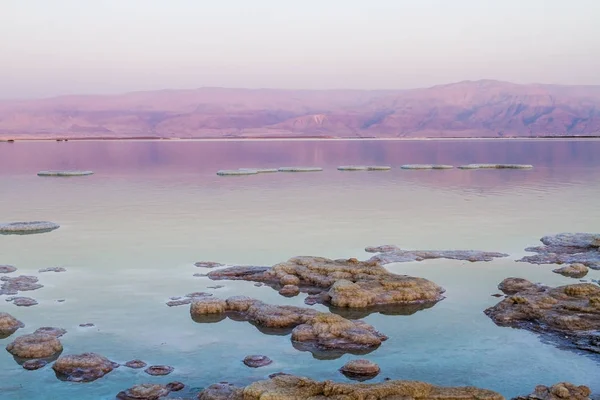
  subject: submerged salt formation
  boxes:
[37,170,93,177]
[0,275,43,295]
[0,312,24,338]
[337,165,391,171]
[208,256,445,316]
[124,359,147,369]
[243,355,273,368]
[239,168,279,173]
[339,359,381,381]
[190,296,387,358]
[0,221,60,235]
[6,333,63,360]
[400,164,453,170]
[34,327,66,337]
[553,263,589,278]
[6,296,38,307]
[512,382,592,400]
[144,365,174,376]
[216,169,258,176]
[166,291,213,307]
[485,278,600,355]
[0,265,17,273]
[39,267,66,273]
[278,167,323,172]
[22,359,48,371]
[458,164,533,169]
[52,352,118,382]
[366,245,509,264]
[197,374,504,400]
[517,233,600,269]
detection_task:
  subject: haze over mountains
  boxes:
[1,80,600,139]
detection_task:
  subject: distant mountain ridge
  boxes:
[1,80,600,139]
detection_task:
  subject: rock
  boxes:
[117,384,170,400]
[339,359,381,381]
[512,382,592,399]
[217,170,258,176]
[458,164,533,169]
[167,382,185,392]
[39,267,66,273]
[498,278,536,295]
[57,299,65,303]
[553,263,589,278]
[0,221,60,235]
[517,233,600,269]
[22,359,48,370]
[366,245,509,264]
[33,327,66,337]
[195,262,224,268]
[199,374,503,399]
[6,296,38,307]
[491,293,504,298]
[243,355,273,368]
[400,164,453,169]
[79,323,95,327]
[1,275,43,295]
[208,256,445,316]
[6,333,63,359]
[485,279,600,355]
[0,312,24,338]
[37,170,93,177]
[52,352,117,382]
[254,282,263,287]
[278,285,300,297]
[337,165,391,171]
[190,297,387,358]
[166,292,213,307]
[125,359,147,369]
[0,265,17,273]
[144,365,174,376]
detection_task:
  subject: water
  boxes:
[0,139,599,399]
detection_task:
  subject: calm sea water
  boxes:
[1,139,599,399]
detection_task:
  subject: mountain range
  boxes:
[1,80,600,139]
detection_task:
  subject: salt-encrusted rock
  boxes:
[0,312,24,338]
[339,359,381,381]
[0,265,17,273]
[458,164,533,169]
[497,278,537,295]
[278,285,300,297]
[6,333,63,359]
[39,267,66,273]
[198,383,243,400]
[485,278,600,355]
[518,233,600,269]
[144,365,174,376]
[552,263,589,278]
[124,359,147,369]
[512,382,592,399]
[278,167,323,172]
[400,164,453,169]
[116,384,170,400]
[366,245,509,264]
[52,353,118,382]
[0,275,43,295]
[243,355,273,368]
[0,221,60,235]
[33,327,66,337]
[217,169,258,176]
[6,296,38,307]
[37,170,93,177]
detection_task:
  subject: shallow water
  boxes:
[1,139,599,399]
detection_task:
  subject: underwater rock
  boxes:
[0,275,43,294]
[366,245,509,264]
[339,359,381,381]
[207,285,224,289]
[485,278,600,355]
[0,312,24,338]
[208,256,445,315]
[216,169,258,176]
[33,327,66,337]
[195,262,224,268]
[52,352,118,382]
[512,382,592,399]
[6,296,38,307]
[518,233,600,269]
[278,285,300,297]
[144,365,174,376]
[400,164,453,169]
[6,333,63,359]
[190,297,387,357]
[37,170,93,177]
[22,359,48,370]
[0,265,17,273]
[166,292,213,307]
[337,165,391,171]
[125,359,147,369]
[278,167,323,172]
[458,164,533,169]
[198,374,504,400]
[243,355,273,368]
[553,263,589,278]
[0,221,60,235]
[79,323,95,327]
[39,267,66,273]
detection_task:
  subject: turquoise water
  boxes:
[1,139,599,399]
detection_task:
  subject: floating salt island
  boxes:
[278,167,323,172]
[400,164,454,170]
[37,170,94,177]
[238,168,279,173]
[457,164,533,169]
[337,166,391,171]
[0,221,60,235]
[216,169,259,176]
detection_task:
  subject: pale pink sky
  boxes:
[1,0,599,99]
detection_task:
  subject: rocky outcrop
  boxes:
[553,264,589,278]
[339,359,380,381]
[512,382,592,400]
[0,221,60,235]
[485,278,600,355]
[6,333,63,360]
[197,374,504,399]
[190,296,387,358]
[0,312,24,338]
[0,275,43,295]
[208,256,445,316]
[52,352,118,382]
[366,245,509,264]
[518,233,600,270]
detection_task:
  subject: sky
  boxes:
[1,0,599,99]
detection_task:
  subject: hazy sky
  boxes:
[1,0,599,98]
